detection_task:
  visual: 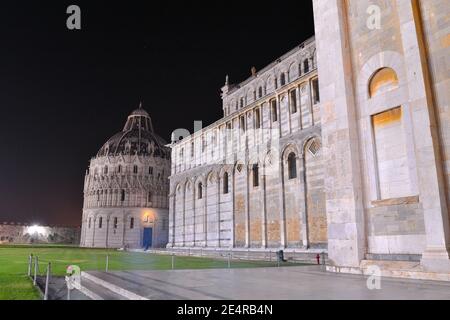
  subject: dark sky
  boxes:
[0,1,314,227]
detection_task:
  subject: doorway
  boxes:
[143,227,153,249]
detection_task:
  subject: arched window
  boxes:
[148,166,153,175]
[147,191,152,203]
[198,182,203,199]
[252,164,259,187]
[288,153,297,180]
[88,218,91,229]
[121,189,125,202]
[280,73,286,86]
[117,165,122,173]
[133,165,138,174]
[98,217,103,229]
[369,67,399,97]
[258,86,263,98]
[113,217,118,229]
[223,172,229,194]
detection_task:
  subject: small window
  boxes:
[202,137,206,153]
[304,59,310,73]
[271,100,278,122]
[240,116,246,132]
[280,73,286,86]
[148,166,153,175]
[240,97,244,108]
[312,78,320,104]
[223,172,229,194]
[198,183,203,199]
[104,166,108,174]
[274,77,278,89]
[113,217,118,229]
[98,217,103,229]
[117,165,122,173]
[147,191,152,202]
[258,87,263,98]
[254,109,261,129]
[130,217,134,229]
[252,164,259,187]
[191,142,195,158]
[133,165,138,174]
[288,153,297,179]
[88,218,91,229]
[290,90,297,114]
[121,189,125,202]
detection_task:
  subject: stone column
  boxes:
[217,174,221,248]
[278,156,287,248]
[396,0,450,272]
[261,169,268,248]
[122,214,126,248]
[244,166,250,248]
[299,153,309,248]
[231,170,236,248]
[313,0,366,267]
[204,179,208,247]
[105,216,110,248]
[182,185,186,247]
[169,191,176,247]
[92,216,96,247]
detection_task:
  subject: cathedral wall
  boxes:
[419,0,450,228]
[314,0,449,270]
[169,38,326,251]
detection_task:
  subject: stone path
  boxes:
[80,266,450,300]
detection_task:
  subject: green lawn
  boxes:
[0,245,293,300]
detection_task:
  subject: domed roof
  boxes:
[96,104,170,159]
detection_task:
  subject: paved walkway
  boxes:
[85,266,450,300]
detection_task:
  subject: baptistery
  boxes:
[80,104,170,248]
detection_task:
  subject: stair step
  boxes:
[81,271,148,300]
[79,276,128,300]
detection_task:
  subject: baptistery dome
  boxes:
[80,104,171,249]
[97,105,170,158]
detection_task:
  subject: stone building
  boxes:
[169,0,450,276]
[80,105,171,248]
[169,38,323,250]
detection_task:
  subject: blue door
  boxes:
[143,228,153,250]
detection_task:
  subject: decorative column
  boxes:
[299,153,309,248]
[261,169,268,248]
[278,156,287,249]
[231,170,236,249]
[396,0,450,272]
[105,216,110,248]
[204,179,208,247]
[182,184,186,247]
[244,165,250,248]
[217,174,221,248]
[313,0,366,267]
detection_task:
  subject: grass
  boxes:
[0,244,299,300]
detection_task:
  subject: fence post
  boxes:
[27,254,33,277]
[227,253,231,269]
[105,255,109,272]
[44,262,51,300]
[171,254,175,270]
[33,256,38,285]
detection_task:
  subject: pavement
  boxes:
[78,266,450,300]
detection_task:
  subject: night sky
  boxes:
[0,1,314,227]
